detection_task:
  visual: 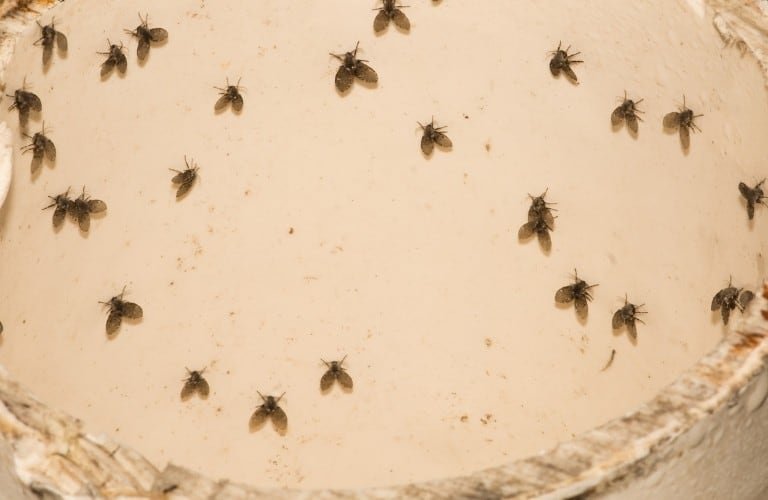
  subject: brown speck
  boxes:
[289,227,294,234]
[484,142,491,152]
[480,413,494,425]
[460,415,468,422]
[463,113,469,119]
[169,281,174,286]
[484,338,492,347]
[229,311,235,316]
[244,189,251,197]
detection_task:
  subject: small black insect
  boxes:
[181,368,210,400]
[663,96,702,150]
[373,0,410,33]
[125,13,168,62]
[7,83,42,127]
[555,270,598,320]
[330,42,378,92]
[99,41,128,77]
[214,78,244,112]
[100,286,143,336]
[549,41,582,83]
[42,187,71,228]
[611,91,644,134]
[711,278,755,325]
[518,216,553,252]
[170,156,199,199]
[21,122,56,173]
[527,189,556,226]
[320,356,353,391]
[34,19,67,66]
[738,180,766,220]
[612,296,647,340]
[418,118,453,155]
[68,187,107,232]
[249,392,287,433]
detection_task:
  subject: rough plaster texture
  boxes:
[0,0,766,499]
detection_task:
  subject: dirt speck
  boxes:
[484,338,492,347]
[460,415,468,422]
[485,141,491,152]
[289,227,294,234]
[480,413,494,425]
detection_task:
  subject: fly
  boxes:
[527,189,556,227]
[68,187,107,232]
[21,122,56,174]
[738,180,766,220]
[181,368,210,400]
[320,356,353,391]
[611,91,644,134]
[7,82,42,127]
[330,41,378,92]
[549,41,582,83]
[418,117,453,155]
[214,78,244,112]
[663,96,702,150]
[249,392,287,433]
[125,13,168,62]
[34,19,67,66]
[42,187,71,228]
[99,41,128,77]
[612,295,647,340]
[555,269,598,320]
[711,278,755,325]
[100,286,143,336]
[373,0,410,33]
[170,156,199,199]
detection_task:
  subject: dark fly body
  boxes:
[170,156,199,199]
[518,216,553,252]
[330,42,378,92]
[320,356,353,391]
[7,84,42,127]
[711,278,755,325]
[100,286,143,336]
[555,270,598,320]
[611,92,644,134]
[34,19,68,66]
[68,187,107,232]
[99,41,128,77]
[214,78,244,112]
[549,41,582,82]
[738,180,766,220]
[663,96,702,150]
[249,392,288,433]
[374,0,410,33]
[42,187,71,228]
[125,13,168,61]
[181,368,210,400]
[21,122,56,173]
[418,118,452,155]
[612,296,647,340]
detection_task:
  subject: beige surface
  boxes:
[0,0,766,490]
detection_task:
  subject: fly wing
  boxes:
[30,156,42,174]
[55,31,68,51]
[537,229,552,252]
[721,305,731,325]
[106,310,122,335]
[44,138,56,161]
[663,112,679,129]
[433,132,452,149]
[27,93,42,112]
[180,380,195,401]
[149,27,168,42]
[612,309,624,329]
[171,171,185,184]
[626,320,638,340]
[627,115,639,134]
[393,9,410,30]
[611,106,624,126]
[249,407,268,430]
[42,43,53,66]
[52,206,66,228]
[549,59,560,76]
[18,108,30,128]
[420,134,434,155]
[121,302,143,319]
[739,290,755,309]
[214,94,230,111]
[373,10,389,32]
[116,52,128,74]
[542,209,555,227]
[176,181,193,199]
[231,94,244,112]
[747,201,755,220]
[574,296,589,319]
[738,182,752,199]
[335,66,353,92]
[563,65,578,82]
[555,285,575,303]
[711,289,725,311]
[101,58,116,77]
[271,407,288,432]
[679,125,690,150]
[337,370,353,389]
[354,62,378,83]
[137,38,150,61]
[88,199,107,213]
[197,378,210,397]
[518,221,535,240]
[320,370,335,391]
[77,211,91,232]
